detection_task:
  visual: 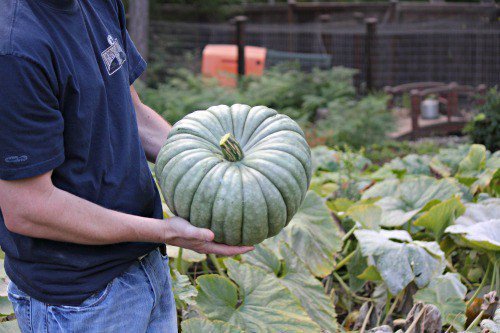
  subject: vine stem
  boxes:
[176,248,184,274]
[404,307,426,333]
[342,226,357,243]
[465,309,485,331]
[490,261,498,293]
[359,303,374,333]
[219,133,244,162]
[201,260,210,273]
[446,258,473,289]
[209,254,227,278]
[332,272,373,302]
[466,262,491,308]
[464,261,499,331]
[382,290,403,325]
[334,250,356,272]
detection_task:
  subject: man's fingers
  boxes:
[201,243,254,256]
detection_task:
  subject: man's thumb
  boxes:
[190,227,214,242]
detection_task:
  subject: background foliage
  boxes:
[464,87,500,152]
[137,65,394,148]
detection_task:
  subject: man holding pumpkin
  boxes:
[0,0,253,332]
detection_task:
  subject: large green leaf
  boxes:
[166,246,206,263]
[266,191,343,277]
[446,219,500,252]
[242,243,338,332]
[311,146,340,173]
[357,265,382,281]
[454,145,500,192]
[454,198,500,226]
[361,179,400,199]
[0,260,7,297]
[370,154,431,180]
[241,244,281,276]
[413,273,467,330]
[181,318,243,333]
[486,151,500,169]
[432,145,475,175]
[364,177,462,227]
[195,259,320,332]
[171,269,197,309]
[354,229,445,294]
[346,246,369,292]
[413,197,466,240]
[457,144,487,176]
[0,297,13,316]
[346,204,381,230]
[480,307,500,332]
[445,199,500,252]
[0,321,21,333]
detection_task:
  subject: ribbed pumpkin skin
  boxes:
[155,104,312,246]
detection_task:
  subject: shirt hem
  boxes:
[4,243,161,306]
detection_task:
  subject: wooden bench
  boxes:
[384,82,487,140]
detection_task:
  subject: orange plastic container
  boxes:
[202,44,267,87]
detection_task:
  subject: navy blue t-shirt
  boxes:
[0,0,163,305]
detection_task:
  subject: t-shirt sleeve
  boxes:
[0,55,65,180]
[124,29,147,85]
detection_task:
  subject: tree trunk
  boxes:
[128,0,149,61]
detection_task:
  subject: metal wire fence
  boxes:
[149,19,500,89]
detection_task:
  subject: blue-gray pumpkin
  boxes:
[155,104,312,246]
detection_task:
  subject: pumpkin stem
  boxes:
[219,133,244,162]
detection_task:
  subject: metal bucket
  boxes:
[421,99,440,119]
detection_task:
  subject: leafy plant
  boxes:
[314,94,394,148]
[137,65,394,148]
[2,143,499,332]
[464,87,500,152]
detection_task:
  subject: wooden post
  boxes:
[234,16,248,78]
[477,84,487,106]
[410,89,421,139]
[287,0,296,52]
[384,86,394,109]
[365,18,378,91]
[128,0,150,61]
[447,82,458,122]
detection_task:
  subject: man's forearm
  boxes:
[4,184,166,245]
[131,86,171,162]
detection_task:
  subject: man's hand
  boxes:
[164,217,254,256]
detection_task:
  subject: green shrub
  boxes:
[314,94,393,148]
[138,65,395,148]
[136,69,239,123]
[365,140,443,165]
[464,87,500,152]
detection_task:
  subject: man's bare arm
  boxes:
[0,172,253,255]
[131,86,171,162]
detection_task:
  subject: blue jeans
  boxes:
[8,249,178,333]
